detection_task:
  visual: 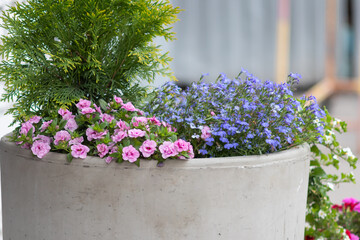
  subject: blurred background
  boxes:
[0,0,360,238]
[156,0,360,205]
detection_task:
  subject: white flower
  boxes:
[191,134,200,139]
[325,130,335,136]
[270,103,280,113]
[343,234,350,240]
[327,182,335,191]
[331,118,341,128]
[343,147,355,159]
[324,135,332,145]
[318,210,326,219]
[313,118,322,127]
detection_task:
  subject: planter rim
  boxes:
[0,132,310,169]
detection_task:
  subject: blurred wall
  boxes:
[156,0,359,86]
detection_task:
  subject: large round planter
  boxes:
[0,134,310,240]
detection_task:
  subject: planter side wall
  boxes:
[0,136,310,240]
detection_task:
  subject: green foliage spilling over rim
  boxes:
[0,0,180,123]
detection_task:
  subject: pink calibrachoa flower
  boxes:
[178,142,194,159]
[346,229,360,240]
[114,95,123,105]
[31,140,51,159]
[81,107,96,114]
[342,198,359,211]
[54,130,71,145]
[86,128,107,141]
[28,116,42,124]
[139,140,157,158]
[111,130,127,143]
[116,120,129,130]
[20,121,35,135]
[187,144,194,158]
[210,111,216,116]
[105,145,118,163]
[65,118,78,132]
[76,99,91,110]
[97,143,109,158]
[105,156,113,164]
[159,141,178,159]
[93,103,102,114]
[122,145,140,163]
[69,137,84,146]
[40,120,53,132]
[34,135,52,145]
[58,108,74,120]
[174,139,190,152]
[148,116,161,126]
[121,102,137,112]
[128,129,146,138]
[132,117,148,127]
[354,203,360,213]
[21,142,31,149]
[161,121,176,132]
[100,113,114,123]
[351,234,360,240]
[71,144,90,159]
[201,126,211,140]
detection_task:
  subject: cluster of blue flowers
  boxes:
[147,70,326,157]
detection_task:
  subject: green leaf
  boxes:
[134,159,140,167]
[133,139,142,148]
[310,160,320,167]
[311,167,326,177]
[109,120,117,128]
[310,144,320,156]
[123,139,130,146]
[27,127,34,138]
[103,134,111,144]
[59,119,67,129]
[92,122,102,132]
[67,153,73,163]
[109,152,120,158]
[169,134,177,142]
[182,152,189,158]
[340,121,347,132]
[100,121,108,129]
[99,99,108,111]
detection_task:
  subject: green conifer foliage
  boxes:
[0,0,180,121]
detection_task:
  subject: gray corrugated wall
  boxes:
[290,0,326,84]
[157,0,358,86]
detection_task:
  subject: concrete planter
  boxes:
[0,134,310,240]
